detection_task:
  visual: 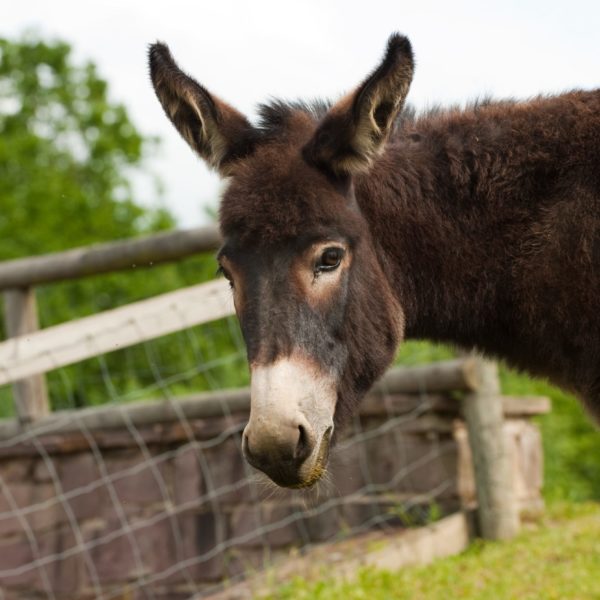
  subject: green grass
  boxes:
[261,502,600,599]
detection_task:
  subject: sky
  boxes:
[3,0,599,227]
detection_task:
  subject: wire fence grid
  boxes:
[0,282,467,600]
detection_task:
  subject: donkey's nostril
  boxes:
[242,432,251,457]
[295,424,310,460]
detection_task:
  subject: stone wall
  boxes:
[0,389,547,599]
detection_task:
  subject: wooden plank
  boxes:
[362,392,551,417]
[3,288,49,423]
[0,225,221,290]
[375,357,481,393]
[461,358,520,540]
[0,297,481,396]
[359,393,450,417]
[0,387,250,443]
[0,278,234,386]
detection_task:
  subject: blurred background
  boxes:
[1,1,599,598]
[4,0,600,226]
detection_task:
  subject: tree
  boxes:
[0,35,245,415]
[0,35,174,257]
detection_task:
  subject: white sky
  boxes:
[3,0,599,226]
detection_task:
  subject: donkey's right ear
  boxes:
[149,43,256,176]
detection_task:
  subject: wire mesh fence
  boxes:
[0,247,547,599]
[0,315,472,599]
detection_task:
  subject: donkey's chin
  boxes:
[267,463,325,489]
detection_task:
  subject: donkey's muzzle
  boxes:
[245,355,337,487]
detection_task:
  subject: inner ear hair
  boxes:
[352,34,414,125]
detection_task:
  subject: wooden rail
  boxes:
[0,359,550,441]
[1,225,221,426]
[0,225,220,290]
[0,279,233,386]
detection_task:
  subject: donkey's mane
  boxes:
[256,98,333,134]
[255,96,521,141]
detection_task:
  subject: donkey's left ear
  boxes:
[149,42,256,176]
[304,34,414,176]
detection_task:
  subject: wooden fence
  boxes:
[0,226,528,540]
[0,226,222,423]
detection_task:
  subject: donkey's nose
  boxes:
[242,416,315,486]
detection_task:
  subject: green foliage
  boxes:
[387,500,443,528]
[499,368,600,502]
[261,502,600,599]
[0,34,244,415]
[0,34,172,257]
[395,341,600,503]
[395,340,456,366]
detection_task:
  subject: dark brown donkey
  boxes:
[149,34,600,488]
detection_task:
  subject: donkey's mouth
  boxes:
[286,426,333,489]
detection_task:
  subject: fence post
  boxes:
[3,287,50,423]
[461,357,519,540]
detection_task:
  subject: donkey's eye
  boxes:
[315,247,345,273]
[216,265,234,287]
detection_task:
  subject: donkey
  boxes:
[149,34,600,488]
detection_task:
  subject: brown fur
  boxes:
[150,35,600,430]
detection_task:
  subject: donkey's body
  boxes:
[150,36,600,487]
[356,91,600,415]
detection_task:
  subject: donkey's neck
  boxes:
[356,144,508,351]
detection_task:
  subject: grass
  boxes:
[261,502,600,599]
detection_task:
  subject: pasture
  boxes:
[262,502,600,600]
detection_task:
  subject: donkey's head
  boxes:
[149,35,414,487]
